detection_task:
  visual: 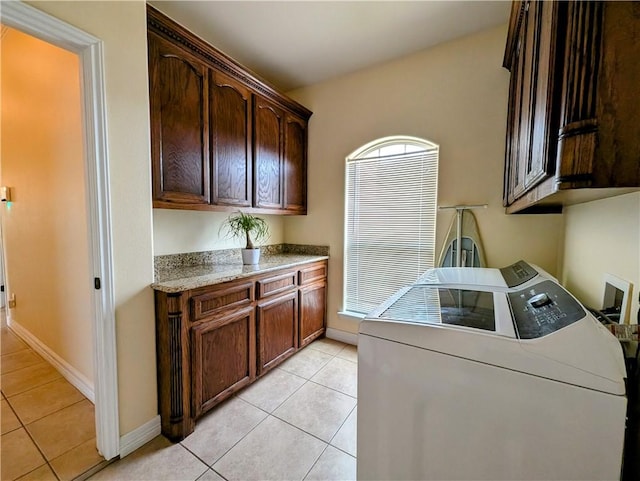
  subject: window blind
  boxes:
[344,145,439,315]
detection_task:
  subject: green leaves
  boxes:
[220,211,270,249]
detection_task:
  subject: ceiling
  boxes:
[148,1,510,91]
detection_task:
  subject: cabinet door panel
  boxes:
[283,114,307,212]
[149,33,209,204]
[299,281,326,347]
[556,0,602,188]
[191,307,255,416]
[526,0,562,190]
[513,0,535,200]
[257,291,297,374]
[211,71,252,206]
[254,97,284,209]
[503,1,563,206]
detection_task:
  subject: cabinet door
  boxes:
[504,1,563,205]
[525,0,562,190]
[299,281,326,347]
[507,0,535,203]
[211,71,252,207]
[283,113,308,213]
[149,33,210,205]
[257,291,298,374]
[556,0,602,189]
[253,96,284,209]
[191,307,255,417]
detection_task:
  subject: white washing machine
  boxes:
[416,259,553,291]
[358,261,627,481]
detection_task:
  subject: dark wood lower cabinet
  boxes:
[154,260,327,441]
[299,281,326,348]
[257,291,298,374]
[191,307,255,417]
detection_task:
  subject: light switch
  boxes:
[0,187,11,202]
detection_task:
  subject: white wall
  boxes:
[153,209,284,255]
[29,0,157,437]
[285,25,564,335]
[562,192,640,323]
[1,27,94,383]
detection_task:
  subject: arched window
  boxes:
[343,136,439,315]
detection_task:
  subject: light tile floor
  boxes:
[1,318,106,480]
[88,338,358,481]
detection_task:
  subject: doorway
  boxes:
[1,0,118,462]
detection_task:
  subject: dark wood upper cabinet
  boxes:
[211,71,252,207]
[284,113,308,213]
[503,0,564,210]
[147,5,312,214]
[503,1,640,213]
[148,33,210,206]
[254,97,284,209]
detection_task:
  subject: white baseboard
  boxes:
[8,319,95,402]
[119,415,161,458]
[326,327,358,346]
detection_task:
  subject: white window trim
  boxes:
[342,135,439,315]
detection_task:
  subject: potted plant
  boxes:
[220,211,270,265]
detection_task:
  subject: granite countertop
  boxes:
[152,254,328,293]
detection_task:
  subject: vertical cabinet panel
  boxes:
[254,97,284,209]
[299,281,326,347]
[211,71,252,207]
[191,307,255,417]
[149,33,210,205]
[556,0,602,188]
[527,0,562,188]
[513,0,535,200]
[503,0,564,207]
[283,114,308,213]
[257,291,298,374]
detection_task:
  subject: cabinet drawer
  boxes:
[191,282,254,321]
[299,262,327,286]
[191,307,255,417]
[257,271,297,299]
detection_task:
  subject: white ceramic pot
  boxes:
[241,248,260,265]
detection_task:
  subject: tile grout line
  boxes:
[7,397,62,481]
[5,358,101,478]
[15,397,89,439]
[209,466,230,481]
[194,342,344,473]
[301,443,330,481]
[4,375,74,407]
[0,342,63,479]
[180,396,273,471]
[183,340,355,479]
[306,378,357,400]
[327,403,357,446]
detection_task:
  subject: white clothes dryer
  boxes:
[358,263,627,480]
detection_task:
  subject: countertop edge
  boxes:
[151,255,329,293]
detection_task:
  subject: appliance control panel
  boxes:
[508,280,586,339]
[500,260,538,288]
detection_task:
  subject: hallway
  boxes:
[1,312,106,480]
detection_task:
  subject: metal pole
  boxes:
[438,204,488,268]
[455,208,462,268]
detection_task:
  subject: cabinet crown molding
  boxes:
[147,5,312,120]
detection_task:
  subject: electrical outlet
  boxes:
[8,293,16,308]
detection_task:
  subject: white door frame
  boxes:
[1,1,119,459]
